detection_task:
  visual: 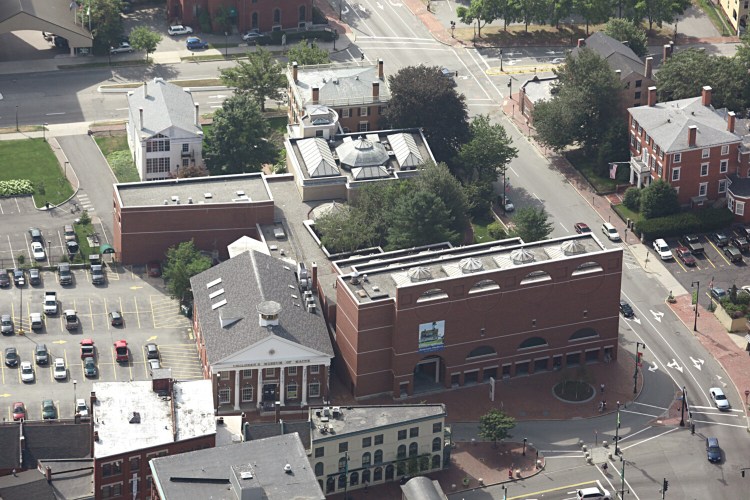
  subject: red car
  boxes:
[147,261,162,277]
[676,246,696,266]
[114,340,129,362]
[12,402,26,421]
[80,339,95,359]
[574,222,591,234]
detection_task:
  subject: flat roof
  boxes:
[310,405,446,441]
[115,173,271,208]
[289,61,390,107]
[93,380,215,459]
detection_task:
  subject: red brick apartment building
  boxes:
[627,86,750,217]
[166,0,312,33]
[113,173,274,264]
[330,235,623,399]
[287,60,389,134]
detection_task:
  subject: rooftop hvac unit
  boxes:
[307,304,316,312]
[351,272,360,285]
[187,197,193,204]
[171,195,179,202]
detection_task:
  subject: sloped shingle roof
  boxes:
[127,78,202,139]
[572,32,645,79]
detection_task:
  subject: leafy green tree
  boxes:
[386,190,459,249]
[596,121,630,176]
[383,65,470,164]
[351,181,407,246]
[85,0,124,56]
[220,48,286,111]
[164,240,212,304]
[603,18,648,57]
[511,207,554,242]
[129,26,162,62]
[203,94,278,174]
[487,221,508,239]
[478,409,516,448]
[171,164,210,178]
[457,114,518,184]
[548,0,574,29]
[457,0,494,38]
[412,161,471,234]
[287,41,330,65]
[531,94,584,151]
[315,206,376,253]
[572,0,611,34]
[463,179,495,219]
[634,0,690,31]
[516,0,551,32]
[639,179,679,218]
[622,187,641,211]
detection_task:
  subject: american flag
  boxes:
[609,163,618,179]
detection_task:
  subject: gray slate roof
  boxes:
[150,433,324,500]
[629,95,740,152]
[245,421,312,447]
[292,62,390,106]
[572,32,645,79]
[0,422,91,470]
[127,78,202,139]
[728,174,750,197]
[190,250,334,366]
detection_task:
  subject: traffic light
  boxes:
[663,478,669,492]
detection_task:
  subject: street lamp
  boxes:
[224,32,228,58]
[673,17,679,43]
[679,385,687,427]
[634,342,645,394]
[500,48,504,72]
[691,281,700,331]
[450,21,456,38]
[522,437,527,456]
[614,401,621,455]
[43,122,48,142]
[339,0,343,20]
[501,485,508,500]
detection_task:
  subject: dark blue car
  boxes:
[186,37,208,50]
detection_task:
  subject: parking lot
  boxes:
[0,266,203,422]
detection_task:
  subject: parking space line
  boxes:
[134,297,141,329]
[111,347,117,381]
[674,258,687,273]
[88,298,94,331]
[7,235,16,268]
[104,297,110,330]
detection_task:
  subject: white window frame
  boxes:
[721,145,729,155]
[241,386,254,402]
[264,368,276,379]
[287,366,297,376]
[698,182,708,197]
[719,179,727,194]
[720,159,728,173]
[673,153,681,163]
[308,382,321,397]
[358,121,369,132]
[359,106,368,117]
[700,163,709,177]
[728,196,735,211]
[287,382,298,399]
[737,201,745,216]
[218,387,231,404]
[702,148,710,159]
[672,167,680,181]
[310,365,320,374]
[242,369,252,378]
[341,108,351,118]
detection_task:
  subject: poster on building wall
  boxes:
[418,320,445,353]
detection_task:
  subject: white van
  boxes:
[653,238,673,260]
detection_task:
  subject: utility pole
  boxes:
[691,281,700,331]
[614,401,621,455]
[679,386,687,427]
[620,454,626,499]
[634,342,645,394]
[661,478,668,499]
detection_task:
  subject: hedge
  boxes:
[268,28,335,45]
[634,208,734,241]
[0,179,33,197]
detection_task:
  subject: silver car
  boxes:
[110,42,133,54]
[1,314,13,335]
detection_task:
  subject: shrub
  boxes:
[623,187,641,211]
[488,221,508,240]
[78,209,91,226]
[0,179,34,196]
[268,29,334,45]
[640,179,679,218]
[635,208,733,241]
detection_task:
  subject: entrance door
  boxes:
[263,383,277,401]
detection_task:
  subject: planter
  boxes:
[713,302,747,332]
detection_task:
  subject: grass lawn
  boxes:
[95,135,140,183]
[696,0,734,36]
[613,204,642,225]
[72,221,95,264]
[0,138,73,207]
[565,149,624,194]
[472,212,499,243]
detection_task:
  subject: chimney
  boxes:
[292,62,298,82]
[645,57,653,79]
[577,38,585,48]
[614,69,621,80]
[663,44,672,60]
[143,81,148,98]
[701,86,712,107]
[312,262,318,290]
[688,125,697,147]
[139,107,143,130]
[45,466,51,483]
[728,111,736,133]
[275,401,281,423]
[372,81,379,99]
[194,103,199,126]
[378,59,384,80]
[312,87,319,104]
[647,86,657,107]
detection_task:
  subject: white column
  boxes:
[234,370,241,411]
[301,365,308,407]
[279,368,285,406]
[257,369,263,409]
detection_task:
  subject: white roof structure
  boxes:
[227,235,270,258]
[388,132,424,169]
[298,138,340,177]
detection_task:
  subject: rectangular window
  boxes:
[359,107,368,116]
[699,182,708,197]
[145,157,170,174]
[702,148,710,159]
[645,134,650,145]
[362,437,372,448]
[657,162,663,177]
[638,125,642,136]
[701,163,709,176]
[242,369,252,378]
[129,456,140,470]
[737,201,745,216]
[341,108,351,118]
[374,434,384,445]
[398,430,407,440]
[721,145,729,155]
[287,366,297,376]
[315,447,324,458]
[634,91,641,100]
[728,196,735,211]
[218,387,231,404]
[101,486,113,499]
[182,143,189,153]
[315,130,324,137]
[632,119,637,130]
[719,179,727,194]
[409,427,419,438]
[308,382,320,398]
[358,121,369,132]
[287,383,298,399]
[113,483,122,496]
[672,167,680,181]
[720,159,728,173]
[241,387,254,402]
[146,137,170,152]
[339,442,348,453]
[635,80,642,88]
[433,422,442,433]
[181,158,189,167]
[310,365,320,374]
[264,368,276,378]
[673,153,681,163]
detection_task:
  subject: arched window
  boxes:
[431,454,441,468]
[416,288,448,303]
[338,457,347,472]
[350,472,359,486]
[396,461,406,475]
[520,270,551,284]
[362,452,371,467]
[298,5,306,21]
[569,328,598,341]
[338,474,346,489]
[397,445,406,459]
[519,336,548,349]
[572,261,603,276]
[432,437,442,452]
[273,8,281,23]
[385,464,394,480]
[374,449,383,464]
[326,477,335,493]
[467,345,496,359]
[315,462,324,476]
[374,467,383,481]
[362,468,370,484]
[469,279,499,294]
[408,442,418,457]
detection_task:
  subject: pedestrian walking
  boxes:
[361,52,365,61]
[600,383,605,394]
[602,400,607,410]
[603,463,608,473]
[598,401,604,413]
[508,468,513,480]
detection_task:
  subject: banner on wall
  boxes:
[418,320,445,353]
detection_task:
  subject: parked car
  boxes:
[114,340,129,362]
[148,358,162,375]
[35,343,49,365]
[675,247,696,266]
[13,268,25,286]
[733,223,750,238]
[42,400,57,420]
[724,245,743,263]
[241,29,263,41]
[53,358,67,380]
[574,222,591,234]
[711,231,729,247]
[63,224,76,242]
[109,310,123,326]
[91,264,105,285]
[29,227,43,243]
[619,300,634,318]
[186,37,209,50]
[710,387,730,410]
[706,437,721,463]
[501,196,514,212]
[653,239,673,260]
[731,235,749,252]
[58,263,72,285]
[67,240,79,255]
[110,42,133,54]
[28,268,41,286]
[601,223,620,242]
[76,399,89,417]
[145,343,159,359]
[84,357,98,377]
[29,312,43,331]
[5,347,18,367]
[0,273,9,288]
[168,25,193,35]
[680,234,704,254]
[31,241,46,261]
[1,314,13,335]
[147,261,162,277]
[12,402,26,421]
[80,339,95,359]
[710,287,727,300]
[20,361,35,383]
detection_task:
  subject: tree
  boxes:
[412,161,471,234]
[463,179,495,219]
[511,207,554,242]
[622,186,641,211]
[516,0,551,32]
[383,65,470,163]
[315,206,376,254]
[164,240,212,304]
[478,409,516,447]
[287,40,330,65]
[386,190,459,249]
[170,164,210,178]
[203,93,278,174]
[457,114,518,184]
[129,26,162,62]
[86,0,124,56]
[603,18,648,57]
[219,48,286,111]
[572,0,611,34]
[639,179,679,218]
[634,0,690,31]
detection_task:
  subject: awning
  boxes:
[100,244,115,254]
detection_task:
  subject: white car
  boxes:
[168,25,193,36]
[241,29,263,41]
[551,57,565,64]
[653,238,673,260]
[76,398,89,417]
[601,223,620,242]
[20,361,35,383]
[53,358,67,380]
[577,486,611,499]
[31,241,46,261]
[110,42,133,54]
[710,387,730,411]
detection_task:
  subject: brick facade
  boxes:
[166,0,313,33]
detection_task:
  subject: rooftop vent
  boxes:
[188,197,193,204]
[236,190,245,197]
[171,195,179,202]
[351,271,361,285]
[204,193,212,199]
[407,266,432,282]
[257,300,282,326]
[284,464,292,474]
[510,248,535,265]
[129,412,141,424]
[561,240,586,256]
[163,200,168,205]
[459,257,484,273]
[240,471,254,480]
